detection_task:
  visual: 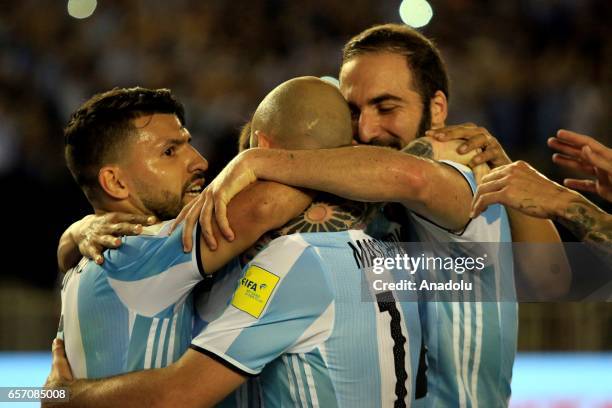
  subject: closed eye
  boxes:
[163,146,175,156]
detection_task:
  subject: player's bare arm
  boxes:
[473,161,611,259]
[198,144,474,237]
[43,340,245,408]
[197,181,312,273]
[424,133,570,297]
[59,181,311,274]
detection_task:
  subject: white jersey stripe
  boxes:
[144,318,159,369]
[166,313,178,364]
[471,302,483,408]
[462,302,473,405]
[283,355,299,406]
[291,354,309,407]
[155,318,169,368]
[452,303,467,408]
[301,354,320,408]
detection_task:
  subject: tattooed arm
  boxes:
[473,161,611,257]
[403,136,490,183]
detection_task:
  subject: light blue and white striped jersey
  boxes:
[191,230,422,407]
[367,161,517,408]
[58,221,205,379]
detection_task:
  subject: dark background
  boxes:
[0,0,610,350]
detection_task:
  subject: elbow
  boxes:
[395,163,429,204]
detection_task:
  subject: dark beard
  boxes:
[416,103,431,139]
[140,190,183,221]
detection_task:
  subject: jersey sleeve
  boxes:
[101,222,205,317]
[438,160,477,195]
[190,236,334,376]
[405,160,477,235]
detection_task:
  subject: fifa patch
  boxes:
[231,265,280,318]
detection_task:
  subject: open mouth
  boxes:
[185,179,205,196]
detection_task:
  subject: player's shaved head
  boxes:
[251,76,353,149]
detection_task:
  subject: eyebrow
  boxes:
[368,94,403,105]
[162,136,191,147]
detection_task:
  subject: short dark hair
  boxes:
[342,24,450,105]
[64,87,185,200]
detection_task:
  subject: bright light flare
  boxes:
[67,0,97,19]
[399,0,433,28]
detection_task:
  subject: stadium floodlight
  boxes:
[399,0,434,28]
[67,0,97,19]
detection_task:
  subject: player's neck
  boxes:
[274,193,371,236]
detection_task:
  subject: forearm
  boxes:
[241,146,471,230]
[57,222,83,273]
[202,182,312,273]
[554,190,612,250]
[508,209,571,298]
[242,146,421,203]
[44,367,178,408]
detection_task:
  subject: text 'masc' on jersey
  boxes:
[58,221,206,379]
[408,161,517,408]
[191,230,421,408]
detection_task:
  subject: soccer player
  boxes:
[46,77,422,407]
[180,25,568,407]
[57,87,310,380]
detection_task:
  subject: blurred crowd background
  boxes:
[0,0,610,350]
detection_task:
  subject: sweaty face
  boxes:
[123,114,208,220]
[339,51,429,149]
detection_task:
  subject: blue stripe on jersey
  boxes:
[78,267,129,378]
[127,315,150,371]
[304,348,338,408]
[225,247,334,371]
[104,223,192,282]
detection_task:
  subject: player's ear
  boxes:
[429,90,448,130]
[98,166,129,200]
[253,130,272,149]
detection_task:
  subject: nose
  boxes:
[188,145,208,173]
[358,109,381,144]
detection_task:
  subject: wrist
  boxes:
[552,187,582,220]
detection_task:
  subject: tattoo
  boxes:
[278,193,373,235]
[518,199,539,213]
[241,194,375,265]
[558,199,612,263]
[402,138,433,159]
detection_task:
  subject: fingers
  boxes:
[426,123,480,142]
[214,195,234,243]
[51,339,73,382]
[472,190,506,218]
[108,222,143,236]
[563,178,597,194]
[556,129,601,150]
[547,137,583,158]
[171,195,198,234]
[552,153,595,175]
[470,145,501,167]
[457,133,488,154]
[582,146,612,174]
[106,212,156,226]
[181,202,201,253]
[200,190,218,250]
